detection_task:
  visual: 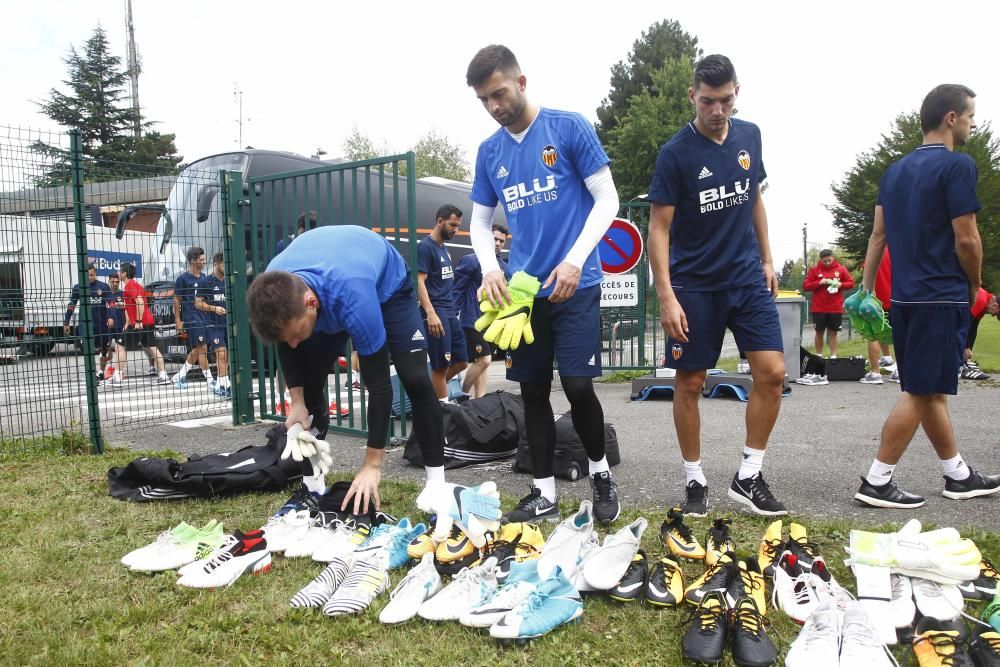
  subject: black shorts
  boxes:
[124,327,155,351]
[464,326,492,361]
[813,312,843,332]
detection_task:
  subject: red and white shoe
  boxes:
[177,530,271,588]
[329,401,350,417]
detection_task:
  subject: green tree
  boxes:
[595,19,700,145]
[829,112,1000,289]
[410,130,469,181]
[605,59,693,202]
[32,26,181,185]
[342,125,387,161]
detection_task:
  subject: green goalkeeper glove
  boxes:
[480,271,540,350]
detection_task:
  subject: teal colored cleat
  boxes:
[489,565,582,641]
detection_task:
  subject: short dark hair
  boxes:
[694,54,737,89]
[186,246,205,264]
[920,84,976,134]
[120,263,136,279]
[109,273,119,281]
[492,222,509,236]
[212,252,224,264]
[466,44,520,87]
[436,204,463,222]
[820,249,833,258]
[297,210,317,231]
[246,271,307,342]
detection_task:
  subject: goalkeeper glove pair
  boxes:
[282,423,333,477]
[844,289,893,343]
[474,271,540,350]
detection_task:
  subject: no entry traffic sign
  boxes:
[599,218,643,275]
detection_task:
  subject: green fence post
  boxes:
[70,130,103,453]
[222,170,254,425]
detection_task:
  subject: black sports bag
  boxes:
[513,411,621,481]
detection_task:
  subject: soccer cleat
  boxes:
[757,519,784,577]
[176,529,271,588]
[976,559,1000,598]
[728,472,788,516]
[645,556,684,607]
[173,375,188,390]
[705,518,736,567]
[581,517,647,591]
[772,552,818,624]
[571,532,601,594]
[785,596,843,667]
[681,480,708,517]
[504,485,559,524]
[860,371,884,384]
[311,519,369,563]
[321,554,389,617]
[608,549,647,603]
[434,524,479,576]
[590,471,621,523]
[262,509,312,554]
[680,590,729,664]
[489,565,582,641]
[660,507,706,561]
[354,518,426,570]
[911,577,964,621]
[405,522,436,561]
[912,616,974,667]
[122,522,198,568]
[124,521,225,572]
[460,559,541,628]
[537,500,595,581]
[840,601,895,666]
[418,557,500,622]
[809,557,852,607]
[727,557,767,615]
[289,555,354,608]
[942,468,1000,500]
[730,596,777,667]
[474,522,545,579]
[684,552,736,606]
[270,484,321,519]
[787,522,819,571]
[854,476,925,508]
[379,552,442,624]
[283,512,342,559]
[972,628,1000,667]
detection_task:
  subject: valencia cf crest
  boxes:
[213,338,220,345]
[541,144,558,168]
[444,352,451,362]
[671,343,684,360]
[737,150,751,171]
[475,344,483,354]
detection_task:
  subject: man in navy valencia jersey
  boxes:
[466,45,622,523]
[854,84,1000,509]
[647,55,788,518]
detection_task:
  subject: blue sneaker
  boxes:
[489,566,582,641]
[461,560,541,628]
[354,519,427,570]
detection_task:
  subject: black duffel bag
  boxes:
[513,411,621,481]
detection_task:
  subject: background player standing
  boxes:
[197,253,231,398]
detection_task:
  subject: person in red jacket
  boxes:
[803,249,855,357]
[963,287,998,379]
[860,249,898,384]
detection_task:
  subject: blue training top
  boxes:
[647,118,768,291]
[266,225,411,355]
[877,144,981,306]
[470,108,610,297]
[174,271,205,326]
[417,235,456,316]
[199,273,227,327]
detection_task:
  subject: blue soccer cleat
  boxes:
[489,565,583,641]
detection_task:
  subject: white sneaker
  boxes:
[581,517,648,591]
[911,577,964,621]
[537,500,595,580]
[176,530,271,588]
[127,522,226,572]
[311,520,369,563]
[283,513,341,559]
[737,359,751,374]
[838,602,896,666]
[321,554,389,617]
[889,574,915,629]
[888,370,900,383]
[795,374,829,386]
[879,358,897,373]
[772,551,819,623]
[785,596,843,667]
[809,557,853,607]
[460,560,540,628]
[417,556,500,621]
[263,509,312,554]
[289,555,354,608]
[859,372,884,384]
[379,552,442,624]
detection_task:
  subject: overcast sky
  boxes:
[3,0,996,267]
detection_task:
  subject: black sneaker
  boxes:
[943,468,1000,500]
[503,486,559,523]
[272,484,320,518]
[608,549,647,603]
[681,480,708,517]
[591,471,621,523]
[728,473,788,516]
[961,362,991,380]
[730,597,777,667]
[681,590,729,664]
[855,476,926,508]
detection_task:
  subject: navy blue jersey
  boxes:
[471,108,610,297]
[417,235,456,316]
[107,289,125,331]
[174,271,205,326]
[199,273,227,326]
[453,252,509,329]
[877,144,981,305]
[647,118,768,291]
[65,280,111,330]
[266,225,411,355]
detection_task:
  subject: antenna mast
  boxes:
[126,0,142,139]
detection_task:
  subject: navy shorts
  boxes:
[185,324,207,349]
[425,314,467,370]
[891,304,967,395]
[666,282,783,370]
[464,326,492,361]
[206,325,227,350]
[506,284,602,382]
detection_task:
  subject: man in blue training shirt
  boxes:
[453,221,508,398]
[854,83,1000,509]
[647,55,787,518]
[246,225,445,515]
[171,247,213,389]
[466,44,622,523]
[63,264,113,379]
[417,204,468,400]
[197,252,231,398]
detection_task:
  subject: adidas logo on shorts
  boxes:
[698,166,713,180]
[412,330,425,342]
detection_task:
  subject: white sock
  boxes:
[738,446,766,480]
[204,369,214,383]
[534,477,556,503]
[158,371,168,379]
[112,370,122,382]
[424,466,445,482]
[302,473,326,494]
[941,454,971,480]
[683,459,707,486]
[589,456,610,476]
[219,376,230,389]
[881,356,894,363]
[866,459,896,486]
[180,362,191,375]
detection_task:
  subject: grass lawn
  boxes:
[2,449,998,666]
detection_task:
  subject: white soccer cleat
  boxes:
[889,573,916,629]
[537,500,595,581]
[838,602,896,666]
[582,517,648,591]
[263,510,312,554]
[289,555,354,609]
[176,530,271,589]
[911,577,964,621]
[460,560,541,628]
[378,552,442,624]
[785,596,843,667]
[417,556,500,622]
[321,554,390,617]
[772,552,819,624]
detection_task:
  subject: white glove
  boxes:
[415,480,502,549]
[282,423,306,461]
[296,432,333,477]
[845,519,981,585]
